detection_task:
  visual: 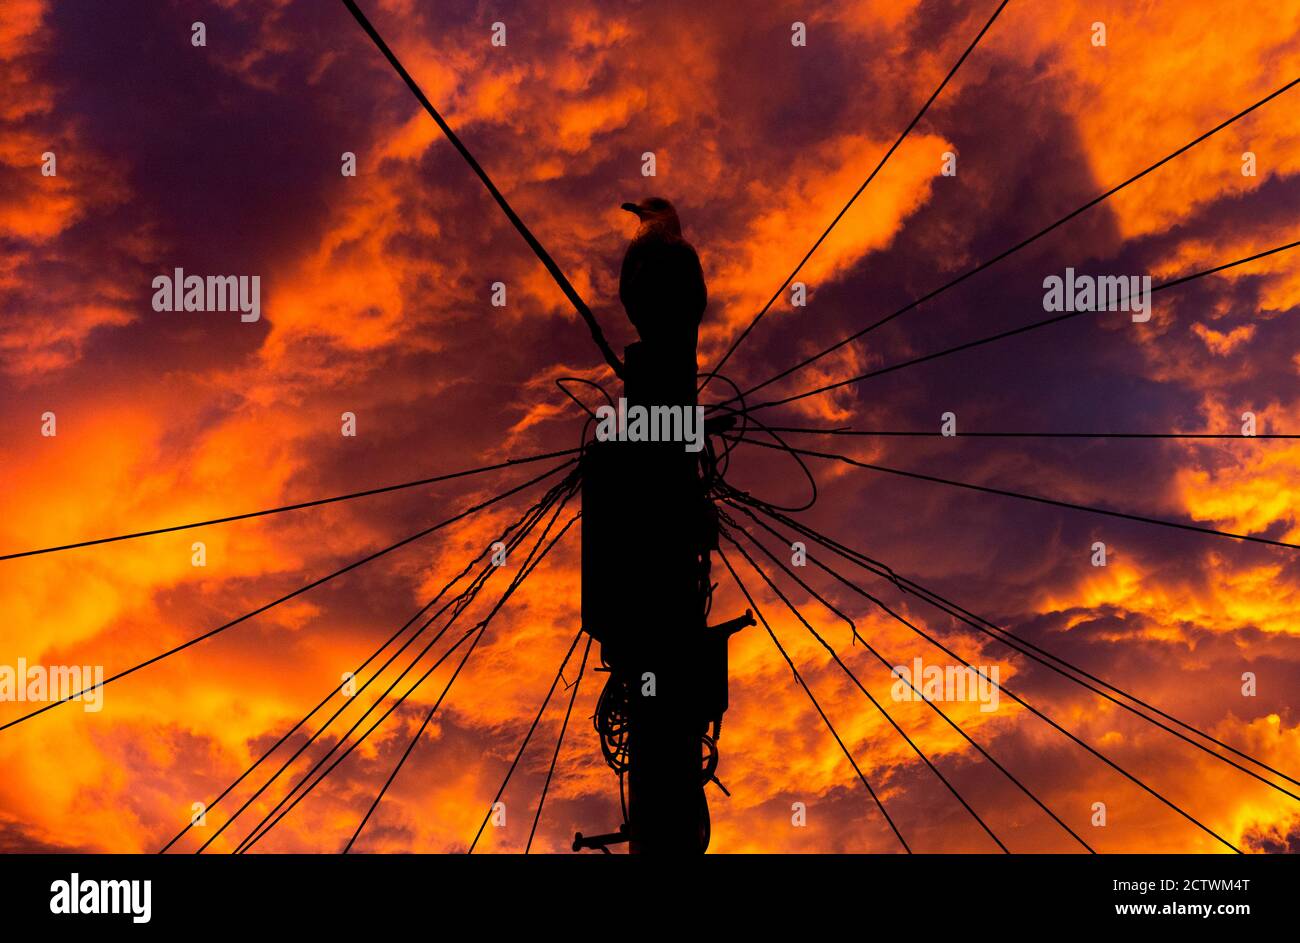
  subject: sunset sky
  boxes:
[2,0,1299,854]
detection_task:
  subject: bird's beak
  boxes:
[620,202,643,218]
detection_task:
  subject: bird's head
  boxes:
[621,196,682,237]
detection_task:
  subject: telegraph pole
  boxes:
[579,336,752,854]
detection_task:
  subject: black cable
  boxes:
[0,447,580,562]
[271,623,480,853]
[708,403,818,511]
[245,510,581,853]
[340,0,624,378]
[526,636,593,853]
[191,477,572,853]
[556,377,614,422]
[468,630,585,853]
[0,460,576,734]
[720,524,1012,853]
[239,504,581,852]
[716,543,912,853]
[702,0,1012,394]
[341,629,477,853]
[730,499,1241,852]
[728,435,1300,551]
[742,240,1300,414]
[158,478,550,853]
[741,497,1300,800]
[343,601,587,854]
[755,427,1300,440]
[724,499,1096,851]
[725,78,1300,408]
[698,370,751,480]
[341,494,579,855]
[233,481,576,852]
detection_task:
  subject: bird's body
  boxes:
[619,198,707,362]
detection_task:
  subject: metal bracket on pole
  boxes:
[572,826,631,854]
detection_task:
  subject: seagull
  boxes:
[619,197,707,361]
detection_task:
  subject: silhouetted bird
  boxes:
[619,197,707,361]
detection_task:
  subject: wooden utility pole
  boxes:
[579,340,751,854]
